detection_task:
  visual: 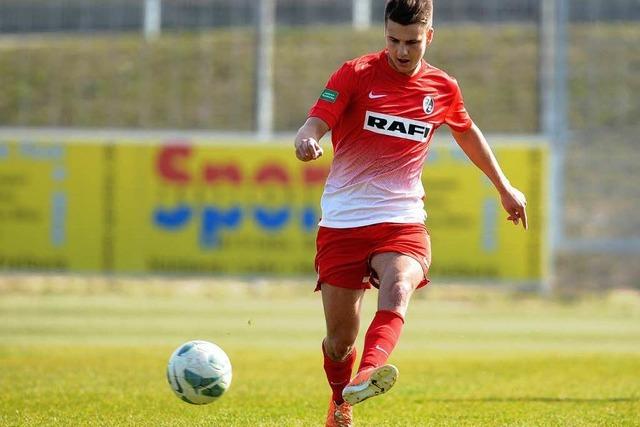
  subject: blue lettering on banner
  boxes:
[301,207,319,231]
[425,149,439,164]
[451,145,468,163]
[20,143,64,160]
[154,204,193,229]
[254,207,291,231]
[482,198,498,252]
[153,203,321,249]
[52,166,66,181]
[201,206,243,247]
[51,192,67,247]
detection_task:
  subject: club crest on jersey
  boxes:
[423,96,435,115]
[364,111,434,143]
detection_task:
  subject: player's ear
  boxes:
[426,26,434,46]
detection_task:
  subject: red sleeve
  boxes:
[445,79,473,132]
[308,62,357,129]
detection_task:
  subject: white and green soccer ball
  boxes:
[167,340,232,404]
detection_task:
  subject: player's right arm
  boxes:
[294,117,329,162]
[295,60,358,162]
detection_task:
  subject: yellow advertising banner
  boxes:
[0,137,546,281]
[0,141,106,271]
[423,143,546,280]
[111,141,329,275]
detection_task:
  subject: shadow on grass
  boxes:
[427,397,638,403]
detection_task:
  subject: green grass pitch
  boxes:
[1,279,639,426]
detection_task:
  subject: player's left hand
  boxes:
[500,186,528,230]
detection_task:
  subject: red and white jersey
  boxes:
[308,50,473,228]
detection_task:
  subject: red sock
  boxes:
[322,341,356,404]
[358,310,405,372]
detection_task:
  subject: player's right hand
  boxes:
[295,137,323,162]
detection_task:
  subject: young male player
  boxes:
[294,1,528,425]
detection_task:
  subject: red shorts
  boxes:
[315,222,431,291]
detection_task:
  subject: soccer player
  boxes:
[294,1,528,425]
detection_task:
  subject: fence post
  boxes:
[353,0,371,31]
[143,0,162,41]
[255,0,276,140]
[540,0,569,294]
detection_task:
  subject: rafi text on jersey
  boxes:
[364,111,434,143]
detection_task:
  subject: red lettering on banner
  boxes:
[302,166,329,185]
[203,164,242,185]
[157,144,192,184]
[255,163,290,184]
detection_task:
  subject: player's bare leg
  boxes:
[321,284,365,426]
[373,252,424,318]
[342,253,423,405]
[322,283,365,364]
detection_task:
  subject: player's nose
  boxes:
[398,43,409,57]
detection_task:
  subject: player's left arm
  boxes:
[450,123,528,230]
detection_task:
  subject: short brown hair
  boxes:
[384,0,433,26]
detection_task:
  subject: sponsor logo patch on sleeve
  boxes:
[319,88,339,103]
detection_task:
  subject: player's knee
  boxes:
[380,278,414,312]
[324,336,355,361]
[391,276,415,296]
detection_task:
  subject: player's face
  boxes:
[384,19,433,76]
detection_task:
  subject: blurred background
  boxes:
[0,0,638,291]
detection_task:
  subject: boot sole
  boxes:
[342,364,398,405]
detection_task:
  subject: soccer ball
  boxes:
[166,340,232,404]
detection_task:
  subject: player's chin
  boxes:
[394,58,416,71]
